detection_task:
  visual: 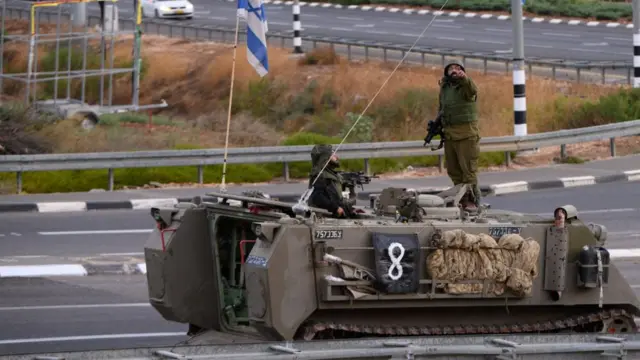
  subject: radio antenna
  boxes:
[293,0,452,214]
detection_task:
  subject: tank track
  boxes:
[297,308,637,340]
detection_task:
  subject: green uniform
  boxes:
[308,144,349,217]
[438,63,481,206]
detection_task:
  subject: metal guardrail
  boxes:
[0,6,634,85]
[1,119,638,193]
[1,333,639,359]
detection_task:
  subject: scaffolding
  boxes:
[0,0,167,127]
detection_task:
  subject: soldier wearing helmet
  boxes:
[437,61,481,211]
[307,144,353,218]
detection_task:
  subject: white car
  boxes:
[141,0,194,20]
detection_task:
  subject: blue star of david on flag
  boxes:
[237,0,269,77]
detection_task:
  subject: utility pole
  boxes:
[292,0,303,54]
[511,0,526,137]
[71,2,87,27]
[634,0,639,88]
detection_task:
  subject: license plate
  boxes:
[176,9,184,14]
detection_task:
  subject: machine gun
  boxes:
[339,171,378,193]
[423,111,444,150]
[338,171,379,209]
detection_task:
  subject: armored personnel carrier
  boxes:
[143,183,640,344]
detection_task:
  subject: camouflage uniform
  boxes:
[438,62,482,207]
[307,144,351,217]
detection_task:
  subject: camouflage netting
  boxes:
[426,229,540,297]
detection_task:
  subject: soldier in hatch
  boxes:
[437,61,481,211]
[307,144,353,218]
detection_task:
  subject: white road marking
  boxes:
[38,229,153,235]
[37,202,87,213]
[485,27,511,32]
[0,264,87,277]
[337,16,364,21]
[432,24,461,28]
[437,36,464,41]
[353,24,374,28]
[207,16,228,20]
[582,42,608,46]
[100,252,145,256]
[330,27,353,31]
[384,20,413,25]
[0,303,151,311]
[130,198,177,210]
[609,249,640,259]
[479,40,507,45]
[605,36,628,41]
[527,44,553,49]
[569,48,605,53]
[542,32,579,38]
[0,333,186,345]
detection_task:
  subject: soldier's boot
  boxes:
[460,185,479,212]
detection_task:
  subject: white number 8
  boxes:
[387,242,405,281]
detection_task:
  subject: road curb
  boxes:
[0,263,147,278]
[486,170,640,196]
[0,169,638,214]
[229,0,632,29]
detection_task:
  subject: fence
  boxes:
[0,5,634,85]
[1,119,639,193]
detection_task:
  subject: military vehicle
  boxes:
[143,182,640,344]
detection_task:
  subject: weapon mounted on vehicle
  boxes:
[338,170,379,204]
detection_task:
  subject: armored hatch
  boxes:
[142,185,640,344]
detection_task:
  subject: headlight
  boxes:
[160,6,170,11]
[588,223,607,245]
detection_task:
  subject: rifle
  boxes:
[423,110,444,150]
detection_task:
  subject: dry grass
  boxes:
[1,18,626,150]
[39,111,284,153]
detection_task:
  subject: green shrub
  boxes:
[564,88,640,128]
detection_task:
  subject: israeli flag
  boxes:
[237,0,269,77]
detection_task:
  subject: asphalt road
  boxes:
[91,0,633,62]
[4,0,635,63]
[2,181,640,356]
[0,275,188,355]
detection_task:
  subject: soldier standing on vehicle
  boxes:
[307,144,352,218]
[437,61,481,211]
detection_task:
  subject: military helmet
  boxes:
[311,144,333,168]
[444,61,465,76]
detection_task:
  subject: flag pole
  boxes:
[220,13,241,193]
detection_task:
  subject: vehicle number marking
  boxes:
[245,255,267,267]
[314,229,343,239]
[488,226,521,239]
